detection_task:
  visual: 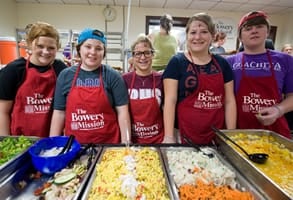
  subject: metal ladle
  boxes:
[211,126,269,164]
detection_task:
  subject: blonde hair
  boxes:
[186,13,216,36]
[281,43,292,52]
[131,34,154,52]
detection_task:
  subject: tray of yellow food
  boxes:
[161,146,268,200]
[81,146,174,200]
[215,129,293,200]
[0,136,38,182]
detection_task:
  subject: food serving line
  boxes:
[0,129,291,200]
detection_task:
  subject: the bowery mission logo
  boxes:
[242,92,276,113]
[25,93,52,114]
[71,109,105,130]
[133,122,159,138]
[194,90,223,109]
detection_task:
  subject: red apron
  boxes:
[65,66,120,144]
[11,58,56,137]
[236,51,290,138]
[129,72,164,144]
[177,55,225,144]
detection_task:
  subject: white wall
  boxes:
[1,1,293,64]
[0,0,18,37]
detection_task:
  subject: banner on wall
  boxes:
[213,17,237,51]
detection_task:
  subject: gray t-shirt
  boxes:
[53,65,128,110]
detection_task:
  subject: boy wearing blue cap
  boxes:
[50,28,131,144]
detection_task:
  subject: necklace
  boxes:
[137,76,147,86]
[187,51,211,65]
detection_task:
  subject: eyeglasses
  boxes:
[132,50,154,58]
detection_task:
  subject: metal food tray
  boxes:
[81,146,175,200]
[0,136,39,183]
[0,145,102,200]
[160,146,268,200]
[215,129,292,200]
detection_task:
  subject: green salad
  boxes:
[0,136,33,165]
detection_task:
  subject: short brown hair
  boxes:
[214,32,226,42]
[26,21,60,49]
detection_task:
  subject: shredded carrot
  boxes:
[193,166,201,173]
[179,180,254,200]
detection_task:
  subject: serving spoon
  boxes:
[211,126,269,164]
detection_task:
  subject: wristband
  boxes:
[273,105,282,118]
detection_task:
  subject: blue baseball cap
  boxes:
[77,28,106,45]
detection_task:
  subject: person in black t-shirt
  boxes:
[0,21,67,137]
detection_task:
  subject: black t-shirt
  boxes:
[0,57,67,100]
[162,53,234,103]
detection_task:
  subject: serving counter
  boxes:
[0,130,291,200]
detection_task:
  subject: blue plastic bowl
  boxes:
[28,136,81,175]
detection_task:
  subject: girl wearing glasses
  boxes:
[122,34,164,144]
[162,13,237,144]
[50,28,131,144]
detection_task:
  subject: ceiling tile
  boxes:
[165,0,192,9]
[89,0,114,6]
[271,0,293,7]
[61,0,90,4]
[221,0,249,3]
[212,2,242,11]
[262,5,290,14]
[232,3,265,13]
[38,0,64,4]
[115,0,140,7]
[188,0,218,10]
[139,0,165,8]
[15,0,38,2]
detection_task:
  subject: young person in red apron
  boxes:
[236,52,291,138]
[65,66,120,144]
[0,22,66,137]
[162,13,237,144]
[226,11,293,139]
[123,35,164,143]
[177,55,225,144]
[50,28,131,144]
[11,58,56,137]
